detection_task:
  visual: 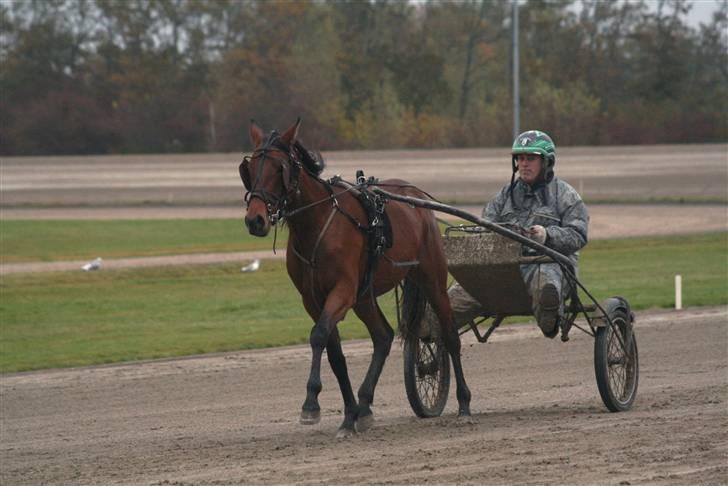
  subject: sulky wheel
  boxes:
[403,334,450,418]
[594,304,639,412]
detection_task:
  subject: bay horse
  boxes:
[240,119,471,437]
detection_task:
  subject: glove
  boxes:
[528,225,547,244]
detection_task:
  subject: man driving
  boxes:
[438,130,589,338]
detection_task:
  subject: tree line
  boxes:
[1,0,726,155]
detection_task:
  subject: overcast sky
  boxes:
[685,0,722,26]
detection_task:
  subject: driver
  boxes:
[436,130,589,338]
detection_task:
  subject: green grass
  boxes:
[0,219,280,263]
[0,261,384,372]
[1,232,725,373]
[0,219,456,263]
[578,233,727,309]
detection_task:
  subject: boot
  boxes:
[537,283,560,338]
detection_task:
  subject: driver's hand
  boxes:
[528,225,547,244]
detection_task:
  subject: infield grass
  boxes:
[0,219,278,263]
[1,232,726,373]
[0,219,461,263]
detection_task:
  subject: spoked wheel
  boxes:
[403,334,450,418]
[594,307,639,412]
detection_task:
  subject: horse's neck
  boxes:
[286,173,336,241]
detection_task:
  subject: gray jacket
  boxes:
[483,177,589,260]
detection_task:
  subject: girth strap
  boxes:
[353,170,395,301]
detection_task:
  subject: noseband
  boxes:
[240,133,301,224]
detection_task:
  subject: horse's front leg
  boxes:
[300,285,358,436]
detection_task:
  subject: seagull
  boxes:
[241,259,261,273]
[82,257,103,272]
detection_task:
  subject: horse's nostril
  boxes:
[245,214,267,235]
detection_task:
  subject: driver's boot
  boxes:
[536,283,560,339]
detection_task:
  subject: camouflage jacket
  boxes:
[482,177,589,260]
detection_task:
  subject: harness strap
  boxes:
[289,204,338,269]
[312,205,339,267]
[288,205,339,315]
[290,243,313,267]
[383,254,420,267]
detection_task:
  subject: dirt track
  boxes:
[1,145,727,484]
[1,307,726,485]
[2,144,726,205]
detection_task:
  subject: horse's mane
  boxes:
[264,130,325,177]
[293,140,325,176]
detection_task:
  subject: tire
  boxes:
[403,333,450,418]
[594,307,639,412]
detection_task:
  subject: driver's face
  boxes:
[516,154,543,185]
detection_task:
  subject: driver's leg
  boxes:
[522,263,564,338]
[449,283,486,328]
[420,282,484,338]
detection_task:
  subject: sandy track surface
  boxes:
[1,307,726,485]
[2,144,726,206]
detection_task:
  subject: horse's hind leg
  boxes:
[325,327,359,438]
[429,289,472,417]
[352,299,395,432]
[414,268,472,418]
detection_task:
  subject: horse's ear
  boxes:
[279,118,301,147]
[249,119,264,148]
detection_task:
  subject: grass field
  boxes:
[0,219,278,263]
[0,219,459,263]
[1,232,726,373]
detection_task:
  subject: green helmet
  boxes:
[511,130,556,183]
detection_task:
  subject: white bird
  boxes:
[240,259,261,273]
[82,257,103,272]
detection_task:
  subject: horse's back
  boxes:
[379,178,442,247]
[380,179,438,223]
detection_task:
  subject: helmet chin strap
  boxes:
[543,156,555,183]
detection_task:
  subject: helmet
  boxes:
[511,130,556,183]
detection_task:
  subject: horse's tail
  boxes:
[399,275,427,338]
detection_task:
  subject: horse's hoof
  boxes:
[457,414,477,425]
[336,427,356,439]
[300,410,320,425]
[357,412,374,433]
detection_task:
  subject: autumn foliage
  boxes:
[1,0,726,155]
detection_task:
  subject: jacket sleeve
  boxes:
[482,186,509,222]
[545,187,589,255]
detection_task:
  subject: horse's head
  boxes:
[240,119,301,236]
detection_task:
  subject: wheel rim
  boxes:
[606,317,637,405]
[413,339,448,412]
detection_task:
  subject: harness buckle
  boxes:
[374,195,386,215]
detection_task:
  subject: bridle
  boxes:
[239,132,301,225]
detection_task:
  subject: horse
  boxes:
[239,119,471,438]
